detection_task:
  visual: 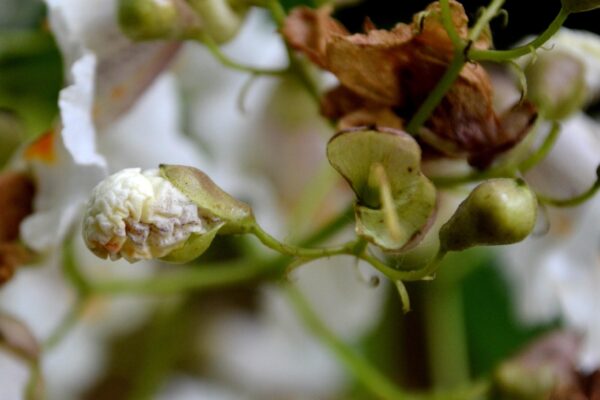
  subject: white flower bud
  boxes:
[83,168,213,262]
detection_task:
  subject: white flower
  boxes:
[83,168,209,262]
[501,112,600,369]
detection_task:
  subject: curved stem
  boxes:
[469,7,570,62]
[199,33,287,76]
[537,176,600,207]
[439,0,463,48]
[430,167,513,188]
[62,240,91,295]
[93,259,270,295]
[267,0,321,101]
[90,207,354,296]
[44,296,88,350]
[518,121,561,173]
[406,51,465,135]
[468,0,505,43]
[360,250,447,282]
[251,223,357,259]
[407,53,465,135]
[286,286,415,400]
[406,0,467,135]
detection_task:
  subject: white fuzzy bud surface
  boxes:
[83,168,210,262]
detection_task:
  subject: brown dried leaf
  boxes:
[411,0,468,59]
[326,26,413,106]
[282,6,348,68]
[0,172,35,242]
[419,63,537,167]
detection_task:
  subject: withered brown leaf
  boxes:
[283,1,533,167]
[282,5,348,68]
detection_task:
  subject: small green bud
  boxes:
[118,0,247,43]
[119,0,182,40]
[439,179,537,252]
[526,50,586,120]
[561,0,600,13]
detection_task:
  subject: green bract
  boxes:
[327,128,436,251]
[439,178,537,252]
[561,0,600,12]
[160,223,224,263]
[159,164,254,235]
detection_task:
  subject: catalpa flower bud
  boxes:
[83,168,216,262]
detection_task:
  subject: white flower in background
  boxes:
[2,0,202,398]
[501,112,600,370]
[83,168,208,262]
[202,258,387,398]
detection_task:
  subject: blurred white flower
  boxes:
[501,112,600,370]
[202,258,387,398]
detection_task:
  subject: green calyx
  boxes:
[327,127,437,251]
[439,178,538,252]
[159,164,254,235]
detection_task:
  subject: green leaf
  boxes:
[327,128,436,251]
[561,0,600,12]
[159,164,254,234]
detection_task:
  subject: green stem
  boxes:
[468,0,505,42]
[439,0,463,48]
[286,286,415,400]
[62,240,91,295]
[267,0,321,101]
[423,278,469,389]
[251,223,357,259]
[91,207,354,296]
[44,296,88,350]
[93,259,270,295]
[430,167,513,188]
[127,300,187,400]
[199,33,287,76]
[360,250,447,282]
[406,52,465,135]
[469,7,570,62]
[24,361,44,400]
[518,121,561,173]
[406,0,468,135]
[537,175,600,207]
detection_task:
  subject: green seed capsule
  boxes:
[439,179,538,252]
